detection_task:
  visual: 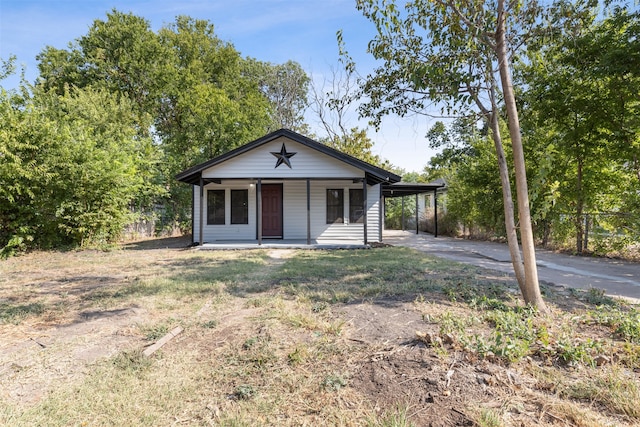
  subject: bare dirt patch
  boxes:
[1,307,146,404]
[340,300,510,426]
[341,301,474,425]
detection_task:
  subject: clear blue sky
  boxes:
[0,0,439,172]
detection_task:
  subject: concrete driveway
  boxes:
[384,230,640,302]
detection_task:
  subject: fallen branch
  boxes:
[143,326,183,357]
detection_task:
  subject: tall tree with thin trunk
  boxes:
[347,0,548,310]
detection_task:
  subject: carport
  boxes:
[382,181,446,237]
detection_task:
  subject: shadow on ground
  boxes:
[121,235,193,250]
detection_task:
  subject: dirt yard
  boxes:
[1,238,639,426]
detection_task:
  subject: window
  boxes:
[231,189,249,224]
[207,190,225,225]
[326,189,344,223]
[349,189,364,223]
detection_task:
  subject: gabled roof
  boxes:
[175,128,402,185]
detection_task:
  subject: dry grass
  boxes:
[1,240,639,426]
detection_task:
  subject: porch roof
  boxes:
[175,129,402,186]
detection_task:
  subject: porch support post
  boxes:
[257,179,262,245]
[434,189,438,238]
[362,179,367,245]
[198,176,204,246]
[401,196,405,231]
[378,186,383,242]
[415,193,419,235]
[306,179,311,245]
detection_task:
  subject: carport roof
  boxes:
[382,179,446,197]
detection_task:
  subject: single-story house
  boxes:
[175,129,402,246]
[176,129,445,247]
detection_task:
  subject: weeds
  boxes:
[575,287,621,307]
[239,335,277,369]
[233,384,256,400]
[558,366,640,419]
[555,338,602,366]
[287,345,309,366]
[321,373,347,391]
[475,409,503,427]
[438,310,479,335]
[0,302,46,325]
[201,319,217,329]
[111,349,152,373]
[367,405,415,427]
[139,322,170,341]
[588,306,640,343]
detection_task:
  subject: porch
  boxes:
[198,238,369,250]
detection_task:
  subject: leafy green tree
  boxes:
[425,117,482,176]
[36,11,275,230]
[0,85,41,256]
[154,16,272,227]
[425,117,507,236]
[243,58,310,133]
[346,0,548,310]
[320,127,390,168]
[45,88,159,246]
[520,4,640,253]
[0,56,16,81]
[0,83,157,253]
[156,16,271,164]
[37,9,168,121]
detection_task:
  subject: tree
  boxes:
[520,4,640,253]
[243,58,311,133]
[154,16,272,227]
[426,118,507,236]
[309,66,390,168]
[35,11,274,230]
[37,9,169,122]
[0,82,157,253]
[425,117,481,175]
[348,0,548,310]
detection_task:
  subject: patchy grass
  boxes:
[1,242,639,426]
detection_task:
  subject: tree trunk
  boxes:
[575,157,584,253]
[495,4,547,312]
[487,111,526,289]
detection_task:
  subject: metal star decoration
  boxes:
[270,143,296,168]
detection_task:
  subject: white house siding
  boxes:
[193,180,384,243]
[282,181,307,239]
[202,136,365,180]
[309,180,361,241]
[193,180,257,243]
[367,184,381,242]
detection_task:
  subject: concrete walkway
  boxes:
[384,230,640,302]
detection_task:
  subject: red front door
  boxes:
[262,184,283,238]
